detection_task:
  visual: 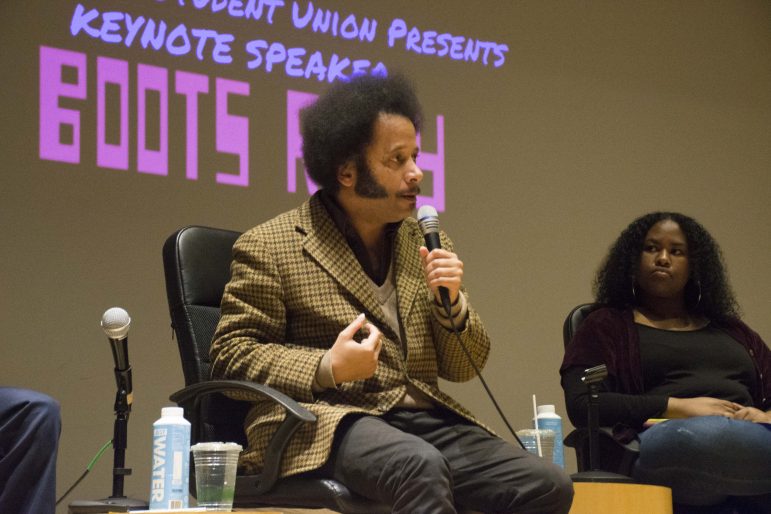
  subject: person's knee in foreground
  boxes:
[210,72,573,513]
[0,387,62,514]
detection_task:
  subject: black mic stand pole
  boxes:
[109,370,138,503]
[69,369,148,513]
[571,365,632,483]
[587,380,601,472]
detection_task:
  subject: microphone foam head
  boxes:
[417,205,438,221]
[101,307,131,339]
[417,205,440,234]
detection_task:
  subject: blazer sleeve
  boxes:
[210,230,324,404]
[430,232,491,383]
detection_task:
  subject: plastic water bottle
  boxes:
[149,406,191,509]
[535,404,564,469]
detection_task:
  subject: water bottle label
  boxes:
[149,424,190,509]
[172,451,183,485]
[536,418,565,468]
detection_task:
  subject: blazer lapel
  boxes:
[393,220,424,329]
[298,196,386,325]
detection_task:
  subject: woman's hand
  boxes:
[732,406,771,423]
[664,397,742,418]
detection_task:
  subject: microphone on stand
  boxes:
[417,205,452,313]
[67,307,148,513]
[571,364,632,483]
[102,307,133,408]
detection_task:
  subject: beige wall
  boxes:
[1,1,770,511]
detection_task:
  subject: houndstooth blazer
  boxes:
[210,193,493,478]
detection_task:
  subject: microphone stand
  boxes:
[69,369,149,513]
[571,365,632,483]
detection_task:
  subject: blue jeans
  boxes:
[633,416,771,509]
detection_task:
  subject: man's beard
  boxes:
[354,155,388,199]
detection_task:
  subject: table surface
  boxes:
[101,508,335,514]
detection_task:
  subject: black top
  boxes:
[561,322,757,426]
[638,323,756,406]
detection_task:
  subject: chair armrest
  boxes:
[170,380,316,423]
[564,426,640,476]
[169,380,316,494]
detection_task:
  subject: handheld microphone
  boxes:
[101,307,133,407]
[417,205,452,313]
[417,206,525,449]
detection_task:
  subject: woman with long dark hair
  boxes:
[561,212,771,513]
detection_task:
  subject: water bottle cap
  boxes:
[161,406,185,417]
[537,404,556,415]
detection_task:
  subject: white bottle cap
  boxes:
[161,406,185,417]
[537,404,556,415]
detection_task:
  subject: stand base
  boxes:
[571,470,634,483]
[68,497,149,513]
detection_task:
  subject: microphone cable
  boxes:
[443,299,526,450]
[55,439,113,506]
[418,205,526,450]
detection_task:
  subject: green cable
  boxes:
[87,439,114,471]
[55,439,113,506]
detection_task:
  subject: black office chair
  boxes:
[562,303,640,478]
[162,225,389,513]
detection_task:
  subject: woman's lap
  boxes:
[633,416,771,506]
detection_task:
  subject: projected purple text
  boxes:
[39,46,250,186]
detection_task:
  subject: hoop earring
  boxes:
[695,281,702,306]
[632,283,637,300]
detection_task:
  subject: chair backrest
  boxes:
[562,303,599,347]
[162,225,248,445]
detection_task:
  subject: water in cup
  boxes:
[516,428,555,462]
[190,442,242,511]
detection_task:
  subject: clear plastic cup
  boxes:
[516,428,555,461]
[190,442,242,511]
